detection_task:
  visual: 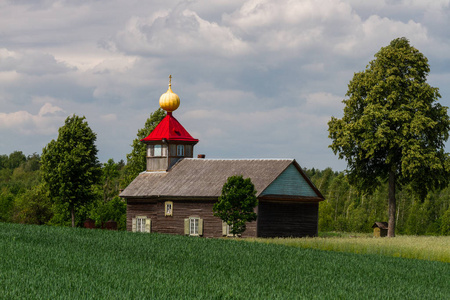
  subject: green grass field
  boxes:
[1,223,449,299]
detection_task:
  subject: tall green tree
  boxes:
[328,37,450,237]
[0,154,8,170]
[8,151,26,169]
[213,175,258,236]
[102,159,121,202]
[124,108,166,185]
[41,115,101,227]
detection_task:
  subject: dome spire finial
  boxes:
[159,75,180,113]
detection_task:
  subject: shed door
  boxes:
[257,202,318,238]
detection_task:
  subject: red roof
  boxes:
[141,113,199,143]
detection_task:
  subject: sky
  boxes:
[1,0,450,171]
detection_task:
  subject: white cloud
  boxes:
[0,0,449,171]
[38,102,64,116]
[113,8,250,57]
[303,92,344,115]
[0,49,76,76]
[0,103,65,135]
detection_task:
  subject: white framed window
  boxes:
[137,217,146,232]
[177,145,184,156]
[132,216,151,233]
[165,201,173,216]
[190,218,199,235]
[184,217,203,236]
[154,144,162,156]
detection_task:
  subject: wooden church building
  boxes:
[120,78,324,238]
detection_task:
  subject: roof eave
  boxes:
[258,195,324,202]
[122,195,218,201]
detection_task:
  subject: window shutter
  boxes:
[222,222,227,236]
[184,218,189,235]
[145,218,151,233]
[132,218,136,232]
[199,219,203,236]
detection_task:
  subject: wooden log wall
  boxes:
[127,199,257,238]
[257,201,319,237]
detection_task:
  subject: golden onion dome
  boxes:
[159,75,180,112]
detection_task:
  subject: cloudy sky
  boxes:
[1,0,450,171]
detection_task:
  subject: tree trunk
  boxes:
[388,170,396,237]
[71,207,75,228]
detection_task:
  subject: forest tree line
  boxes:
[1,148,450,235]
[305,168,450,235]
[0,151,127,229]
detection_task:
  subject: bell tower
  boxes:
[141,76,199,172]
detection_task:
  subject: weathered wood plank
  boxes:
[127,199,256,237]
[257,201,318,237]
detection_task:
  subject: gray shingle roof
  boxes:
[120,158,322,199]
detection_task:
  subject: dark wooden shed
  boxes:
[372,222,388,237]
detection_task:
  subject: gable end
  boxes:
[260,164,320,198]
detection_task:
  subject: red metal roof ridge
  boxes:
[141,114,198,142]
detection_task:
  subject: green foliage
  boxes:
[7,151,26,170]
[1,223,449,299]
[310,168,450,235]
[101,158,122,202]
[124,108,166,186]
[0,152,43,223]
[328,37,450,236]
[213,175,258,236]
[0,193,14,222]
[440,209,450,235]
[41,115,102,227]
[0,154,8,170]
[329,37,450,194]
[12,184,52,225]
[86,159,127,229]
[0,148,127,229]
[89,196,127,230]
[23,153,41,172]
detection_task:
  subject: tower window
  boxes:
[154,144,162,156]
[177,145,184,156]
